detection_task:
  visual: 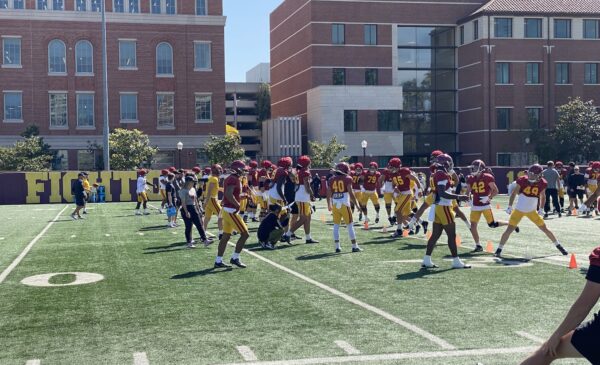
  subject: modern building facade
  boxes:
[270,0,600,166]
[225,82,262,158]
[0,0,225,170]
[246,62,270,83]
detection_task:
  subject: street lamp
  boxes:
[361,140,368,165]
[177,141,183,168]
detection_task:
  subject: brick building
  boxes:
[0,0,225,170]
[270,0,600,166]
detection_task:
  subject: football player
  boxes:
[203,164,224,238]
[581,162,600,214]
[466,160,515,252]
[214,160,250,269]
[135,169,152,216]
[391,164,422,238]
[283,156,319,244]
[380,158,401,225]
[327,162,362,253]
[350,163,364,221]
[421,154,471,269]
[409,150,445,234]
[495,164,568,258]
[269,157,293,209]
[556,161,567,212]
[360,162,382,224]
[246,161,260,222]
[158,169,169,213]
[257,160,273,220]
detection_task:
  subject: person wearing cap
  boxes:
[158,169,169,214]
[257,204,289,250]
[520,246,600,365]
[135,169,150,215]
[70,173,86,220]
[179,175,212,248]
[81,172,91,214]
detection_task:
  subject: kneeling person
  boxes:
[257,204,290,250]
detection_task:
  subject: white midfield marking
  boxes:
[0,205,68,284]
[0,237,4,240]
[219,346,537,365]
[233,243,455,350]
[334,341,361,355]
[70,235,76,238]
[138,232,144,236]
[25,360,41,365]
[133,352,149,365]
[515,331,545,344]
[105,234,110,237]
[236,346,258,361]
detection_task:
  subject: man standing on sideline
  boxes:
[135,169,150,215]
[567,166,586,214]
[214,160,250,269]
[82,172,91,214]
[543,161,562,218]
[71,172,86,220]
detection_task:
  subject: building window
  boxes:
[527,108,541,128]
[113,0,140,12]
[52,0,63,10]
[496,108,510,130]
[525,18,542,38]
[156,42,173,76]
[157,93,174,128]
[585,63,598,84]
[91,0,101,11]
[151,0,175,14]
[194,42,211,70]
[75,0,85,10]
[556,63,570,84]
[77,150,95,171]
[195,94,212,122]
[75,40,93,74]
[365,69,378,85]
[584,19,600,39]
[344,110,357,132]
[554,19,571,38]
[459,25,464,45]
[76,93,94,127]
[3,92,22,122]
[48,39,66,74]
[526,63,540,84]
[494,18,512,38]
[120,93,138,122]
[152,151,175,169]
[119,40,136,68]
[377,110,401,131]
[14,0,24,8]
[0,0,7,8]
[49,92,68,128]
[151,0,160,13]
[332,68,346,85]
[364,24,377,45]
[37,0,48,9]
[497,153,511,167]
[52,149,68,170]
[195,0,206,15]
[2,37,21,67]
[332,24,345,45]
[496,62,510,84]
[38,0,62,10]
[473,20,479,40]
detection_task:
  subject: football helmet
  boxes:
[335,162,350,175]
[528,164,543,182]
[470,159,486,175]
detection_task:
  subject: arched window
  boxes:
[156,42,173,75]
[48,39,66,73]
[75,40,93,74]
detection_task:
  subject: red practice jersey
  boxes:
[393,168,412,193]
[297,168,311,186]
[247,170,259,188]
[362,171,381,191]
[329,175,353,198]
[516,175,547,198]
[467,173,495,207]
[222,175,241,209]
[351,170,362,190]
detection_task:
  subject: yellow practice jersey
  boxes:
[83,179,90,192]
[206,176,219,198]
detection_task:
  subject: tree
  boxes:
[308,136,349,168]
[0,124,54,171]
[109,128,158,170]
[256,83,271,122]
[201,134,246,165]
[551,97,600,162]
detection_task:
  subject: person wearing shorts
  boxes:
[327,162,361,253]
[70,172,86,220]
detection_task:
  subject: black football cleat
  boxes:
[421,263,438,269]
[335,248,341,253]
[281,235,291,244]
[218,234,223,240]
[473,245,483,253]
[415,225,421,235]
[229,258,247,268]
[375,217,380,224]
[408,230,415,236]
[214,261,231,268]
[305,239,319,244]
[494,248,503,258]
[422,221,429,234]
[291,234,302,240]
[556,244,568,256]
[352,247,363,252]
[515,226,520,233]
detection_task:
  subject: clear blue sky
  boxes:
[224,0,282,82]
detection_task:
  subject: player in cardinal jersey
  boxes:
[203,164,224,238]
[245,160,259,222]
[555,161,567,212]
[466,160,514,252]
[350,163,364,221]
[327,162,362,253]
[214,160,250,269]
[380,159,401,225]
[581,162,600,215]
[409,150,445,234]
[391,165,422,238]
[495,164,568,258]
[282,156,319,244]
[257,160,273,220]
[360,162,382,224]
[421,154,471,269]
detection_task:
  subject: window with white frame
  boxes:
[2,37,21,67]
[157,93,174,128]
[3,91,22,122]
[196,0,206,15]
[151,0,175,14]
[75,0,85,10]
[113,0,123,12]
[91,0,101,11]
[76,0,100,11]
[119,40,136,68]
[37,0,48,9]
[49,92,68,128]
[52,149,68,170]
[128,0,138,13]
[48,39,66,74]
[194,42,211,70]
[156,42,173,76]
[0,0,7,8]
[38,0,63,10]
[120,93,138,122]
[1,0,24,8]
[165,0,174,14]
[75,40,93,74]
[77,92,94,127]
[195,94,212,122]
[52,0,63,10]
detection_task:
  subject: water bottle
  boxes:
[98,185,106,203]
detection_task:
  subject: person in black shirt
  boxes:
[284,166,300,239]
[165,173,178,227]
[567,166,586,214]
[70,173,86,220]
[258,205,289,250]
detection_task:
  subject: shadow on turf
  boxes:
[139,225,171,231]
[171,267,232,279]
[296,252,352,260]
[143,241,189,254]
[396,268,453,280]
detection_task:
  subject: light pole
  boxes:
[101,0,110,170]
[361,140,368,165]
[177,141,183,168]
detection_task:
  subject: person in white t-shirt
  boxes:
[135,169,151,215]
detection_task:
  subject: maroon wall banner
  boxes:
[0,168,530,205]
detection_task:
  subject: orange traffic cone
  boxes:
[402,229,409,237]
[496,203,501,210]
[363,220,369,230]
[569,254,578,269]
[485,241,494,253]
[426,231,432,239]
[572,209,577,216]
[455,234,462,247]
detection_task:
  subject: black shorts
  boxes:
[75,196,85,207]
[571,311,600,364]
[289,202,299,215]
[568,189,584,199]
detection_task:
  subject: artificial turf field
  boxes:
[0,197,599,365]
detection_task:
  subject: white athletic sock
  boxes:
[554,241,561,246]
[218,230,223,235]
[453,257,462,265]
[232,252,240,260]
[216,256,223,264]
[335,241,341,250]
[306,233,312,240]
[333,224,340,242]
[498,243,505,249]
[352,243,359,249]
[423,255,433,266]
[475,242,481,247]
[249,212,255,219]
[347,224,356,240]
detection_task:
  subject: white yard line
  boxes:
[334,341,361,355]
[0,205,68,284]
[217,346,537,365]
[25,360,41,365]
[133,352,150,365]
[235,244,455,350]
[515,331,545,344]
[236,346,258,361]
